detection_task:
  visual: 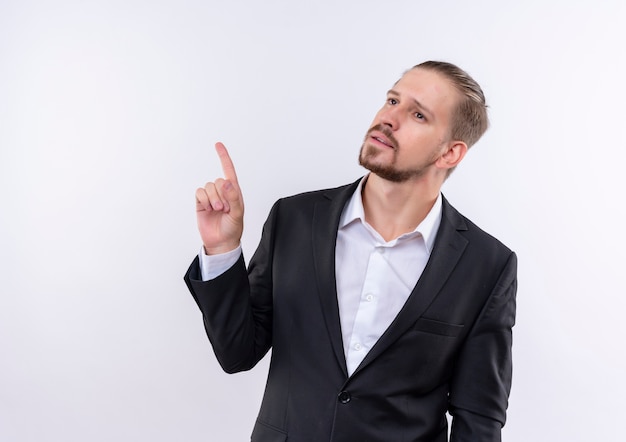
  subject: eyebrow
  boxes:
[387,89,434,119]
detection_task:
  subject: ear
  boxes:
[436,140,468,171]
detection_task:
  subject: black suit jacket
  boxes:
[185,179,517,442]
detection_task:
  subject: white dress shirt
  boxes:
[199,176,442,376]
[335,177,442,374]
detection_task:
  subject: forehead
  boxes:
[392,68,459,119]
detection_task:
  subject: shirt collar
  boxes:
[339,175,443,253]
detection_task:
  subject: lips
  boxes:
[369,131,396,150]
[365,124,399,150]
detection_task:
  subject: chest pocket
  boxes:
[413,317,464,337]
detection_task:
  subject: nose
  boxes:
[378,106,399,130]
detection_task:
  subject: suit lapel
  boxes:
[311,179,361,378]
[351,196,469,377]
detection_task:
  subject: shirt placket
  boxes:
[346,245,388,374]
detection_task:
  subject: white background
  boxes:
[1,1,625,441]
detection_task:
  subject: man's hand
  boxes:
[195,142,244,255]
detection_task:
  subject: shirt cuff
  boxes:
[199,245,242,281]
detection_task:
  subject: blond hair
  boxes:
[414,61,489,149]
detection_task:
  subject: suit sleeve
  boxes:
[183,201,280,374]
[449,251,517,442]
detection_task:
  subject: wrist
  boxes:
[203,242,240,256]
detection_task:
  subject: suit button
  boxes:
[338,391,351,404]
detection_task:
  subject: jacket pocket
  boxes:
[251,419,287,442]
[413,317,464,337]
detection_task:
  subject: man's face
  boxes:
[359,68,460,183]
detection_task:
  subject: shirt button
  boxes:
[365,294,374,302]
[354,343,362,351]
[338,391,351,404]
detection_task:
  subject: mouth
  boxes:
[369,132,396,150]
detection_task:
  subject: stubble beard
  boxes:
[358,124,437,183]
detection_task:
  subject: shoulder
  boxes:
[259,179,362,240]
[275,179,361,208]
[442,195,514,256]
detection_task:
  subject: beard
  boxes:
[358,124,439,183]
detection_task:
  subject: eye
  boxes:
[387,98,398,105]
[414,112,425,120]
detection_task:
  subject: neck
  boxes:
[361,173,442,242]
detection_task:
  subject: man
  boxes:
[185,61,517,441]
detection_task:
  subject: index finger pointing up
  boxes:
[215,142,239,183]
